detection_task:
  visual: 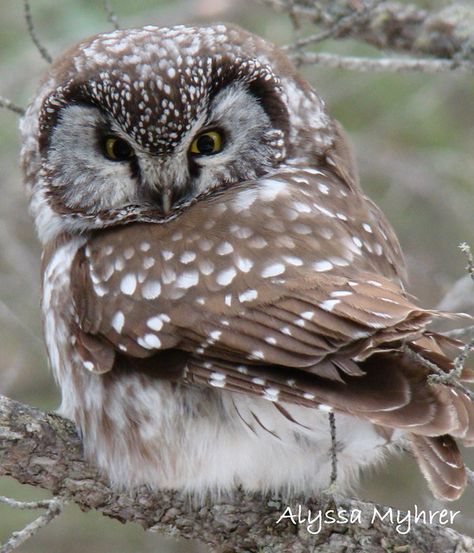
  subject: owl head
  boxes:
[20,24,345,244]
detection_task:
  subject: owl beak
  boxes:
[161,191,171,215]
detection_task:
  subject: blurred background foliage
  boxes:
[0,0,472,551]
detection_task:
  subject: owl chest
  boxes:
[42,237,86,389]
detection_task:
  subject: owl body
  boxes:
[22,24,474,500]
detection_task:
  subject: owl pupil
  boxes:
[112,139,132,160]
[196,135,216,155]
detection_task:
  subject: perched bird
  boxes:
[20,23,473,500]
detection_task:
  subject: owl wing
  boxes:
[71,168,474,499]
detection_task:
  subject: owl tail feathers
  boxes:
[409,434,467,501]
[403,332,474,446]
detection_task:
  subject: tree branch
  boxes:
[290,51,474,73]
[261,0,474,73]
[1,394,473,552]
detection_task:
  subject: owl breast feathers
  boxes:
[22,23,473,501]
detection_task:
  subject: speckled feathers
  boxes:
[21,23,474,501]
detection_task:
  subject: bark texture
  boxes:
[1,394,473,552]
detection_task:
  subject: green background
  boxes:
[0,1,473,551]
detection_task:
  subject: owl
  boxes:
[20,23,474,501]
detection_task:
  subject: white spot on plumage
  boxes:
[142,279,161,299]
[123,247,135,260]
[313,204,336,218]
[216,267,237,286]
[293,223,311,235]
[318,404,333,412]
[114,257,125,271]
[232,189,257,212]
[313,260,333,272]
[301,311,314,320]
[199,260,215,275]
[120,274,137,295]
[303,168,324,176]
[319,227,334,240]
[303,392,315,400]
[331,290,352,297]
[258,179,288,201]
[209,372,226,388]
[111,311,125,333]
[248,236,268,249]
[319,299,340,312]
[236,256,253,273]
[318,182,329,195]
[252,377,266,385]
[293,201,311,213]
[140,242,151,252]
[93,283,108,297]
[102,264,115,282]
[329,256,350,267]
[199,239,213,252]
[292,176,309,185]
[161,268,176,284]
[147,316,164,331]
[374,243,384,255]
[143,333,161,349]
[175,270,199,289]
[263,388,280,402]
[216,242,234,256]
[143,257,156,269]
[239,289,258,303]
[371,311,393,319]
[261,262,285,278]
[283,255,303,266]
[363,223,373,233]
[180,251,196,264]
[209,330,222,341]
[265,336,277,345]
[352,236,363,248]
[162,250,174,260]
[83,361,95,372]
[230,225,253,239]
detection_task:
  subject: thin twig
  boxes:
[0,498,67,553]
[460,243,474,283]
[444,326,474,339]
[405,344,474,402]
[0,496,59,510]
[328,412,338,486]
[283,0,383,51]
[289,52,474,73]
[467,467,474,489]
[103,0,120,30]
[23,0,52,64]
[453,338,474,376]
[0,96,25,116]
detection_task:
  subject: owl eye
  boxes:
[103,136,134,161]
[189,130,223,156]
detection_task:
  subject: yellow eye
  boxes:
[103,136,133,161]
[189,130,223,156]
